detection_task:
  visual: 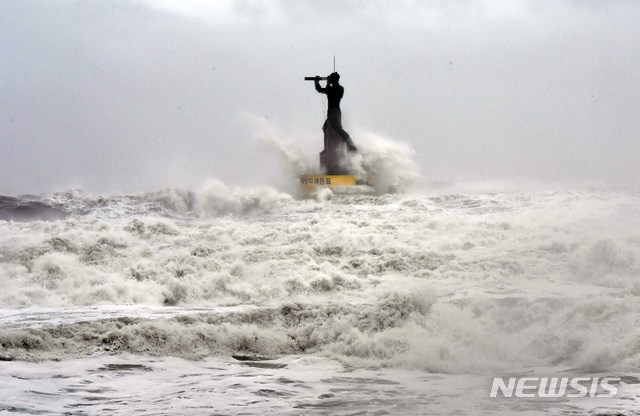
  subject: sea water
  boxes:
[2,180,640,414]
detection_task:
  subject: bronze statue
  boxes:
[305,72,357,174]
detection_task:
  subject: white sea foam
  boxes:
[347,131,419,194]
[142,179,293,217]
[248,115,314,178]
[246,115,420,196]
[2,187,640,379]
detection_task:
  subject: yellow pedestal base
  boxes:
[300,175,357,187]
[300,175,372,198]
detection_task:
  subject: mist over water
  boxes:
[250,116,420,196]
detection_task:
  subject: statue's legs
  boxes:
[327,109,357,151]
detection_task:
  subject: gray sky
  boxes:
[2,0,640,195]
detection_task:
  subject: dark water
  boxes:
[0,195,68,221]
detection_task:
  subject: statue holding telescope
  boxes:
[305,71,357,175]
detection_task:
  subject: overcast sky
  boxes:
[2,0,639,195]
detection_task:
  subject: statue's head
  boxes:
[328,72,340,85]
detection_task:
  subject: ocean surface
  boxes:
[2,182,640,415]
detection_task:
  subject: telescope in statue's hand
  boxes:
[304,76,328,81]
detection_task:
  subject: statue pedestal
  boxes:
[319,119,351,175]
[299,174,371,198]
[299,118,372,198]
